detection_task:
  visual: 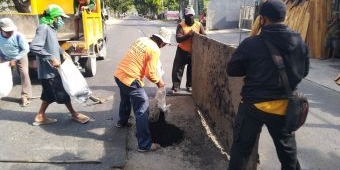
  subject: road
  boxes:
[207,22,340,170]
[1,16,340,170]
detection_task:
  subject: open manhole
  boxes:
[149,111,184,147]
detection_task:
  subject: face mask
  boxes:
[185,15,194,26]
[53,17,64,30]
[1,30,13,38]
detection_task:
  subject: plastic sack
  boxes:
[149,87,171,122]
[58,58,92,103]
[0,61,13,98]
[149,61,170,122]
[156,87,168,111]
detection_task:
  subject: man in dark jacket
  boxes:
[227,0,309,170]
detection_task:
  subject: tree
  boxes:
[0,0,30,12]
[104,0,133,16]
[165,0,179,11]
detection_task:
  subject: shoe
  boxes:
[167,88,179,95]
[115,122,133,128]
[138,143,161,152]
[72,113,90,124]
[21,98,31,107]
[186,87,192,92]
[33,117,57,126]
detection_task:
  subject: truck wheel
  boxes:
[84,57,97,77]
[97,40,107,60]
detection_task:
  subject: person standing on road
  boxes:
[72,0,96,40]
[114,27,172,152]
[30,4,90,126]
[170,7,206,93]
[0,18,32,107]
[227,0,309,170]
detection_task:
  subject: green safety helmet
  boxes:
[45,4,69,18]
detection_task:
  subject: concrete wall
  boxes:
[207,0,254,30]
[191,33,259,169]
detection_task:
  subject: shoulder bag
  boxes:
[264,40,309,132]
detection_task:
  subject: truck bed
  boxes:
[0,13,76,42]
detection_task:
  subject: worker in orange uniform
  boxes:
[170,7,206,93]
[113,27,172,152]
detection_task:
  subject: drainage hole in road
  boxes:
[149,111,184,147]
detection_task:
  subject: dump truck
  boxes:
[0,0,107,77]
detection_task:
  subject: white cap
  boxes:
[185,7,195,16]
[0,18,17,32]
[153,27,172,44]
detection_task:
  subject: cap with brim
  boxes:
[153,27,172,44]
[0,18,17,32]
[60,13,70,18]
[185,7,195,16]
[46,4,70,19]
[259,0,286,21]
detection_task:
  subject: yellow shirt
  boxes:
[114,37,161,87]
[178,21,201,53]
[254,99,289,116]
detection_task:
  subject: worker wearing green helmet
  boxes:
[30,4,90,126]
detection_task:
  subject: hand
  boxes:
[156,80,165,88]
[62,53,71,60]
[9,60,16,67]
[50,57,61,68]
[188,30,195,37]
[81,6,89,10]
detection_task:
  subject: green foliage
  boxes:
[134,0,180,15]
[165,0,178,11]
[103,0,133,14]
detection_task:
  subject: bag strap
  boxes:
[263,40,293,95]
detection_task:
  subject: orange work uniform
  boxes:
[178,21,201,53]
[114,37,161,87]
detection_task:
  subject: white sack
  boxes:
[0,61,13,98]
[149,61,170,122]
[58,58,92,103]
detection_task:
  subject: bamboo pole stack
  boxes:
[251,0,333,59]
[286,0,332,59]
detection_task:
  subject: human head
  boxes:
[259,0,286,23]
[45,4,69,19]
[40,4,69,29]
[0,18,17,38]
[184,7,195,26]
[78,0,90,5]
[185,7,195,16]
[153,27,172,48]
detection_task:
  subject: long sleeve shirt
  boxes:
[114,37,161,87]
[30,24,63,79]
[0,32,29,61]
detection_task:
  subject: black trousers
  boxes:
[41,75,71,104]
[228,102,301,170]
[171,47,192,90]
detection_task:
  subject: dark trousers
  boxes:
[228,102,301,170]
[171,47,192,90]
[115,77,152,150]
[41,75,70,104]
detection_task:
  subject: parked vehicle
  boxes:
[0,0,107,77]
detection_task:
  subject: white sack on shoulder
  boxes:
[0,61,13,98]
[58,58,92,103]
